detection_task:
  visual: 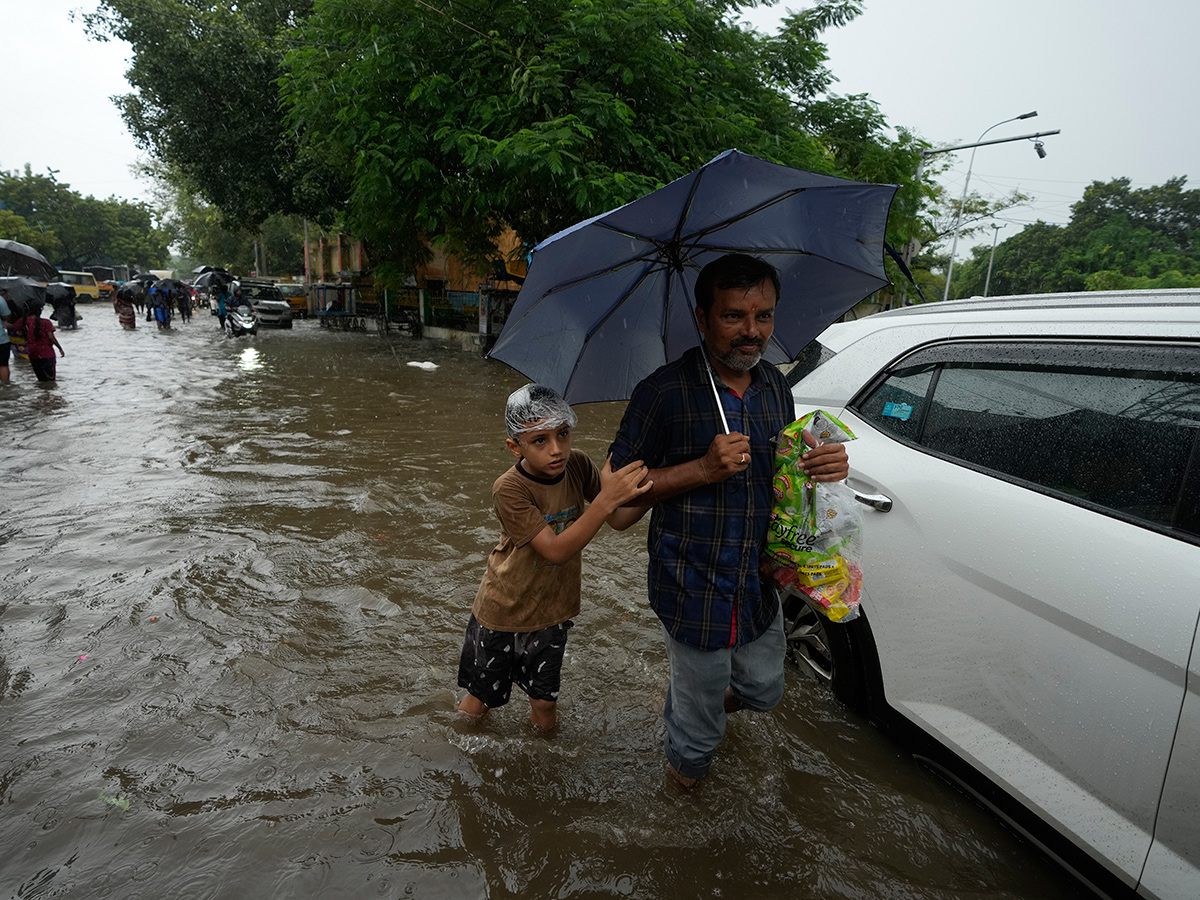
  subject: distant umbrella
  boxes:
[0,240,58,281]
[153,278,188,291]
[0,275,48,317]
[130,273,160,285]
[45,282,76,301]
[194,269,234,290]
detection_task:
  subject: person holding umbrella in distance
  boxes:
[608,253,849,788]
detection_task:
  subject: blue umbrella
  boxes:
[488,149,897,407]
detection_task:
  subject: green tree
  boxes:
[0,165,169,269]
[83,0,340,228]
[279,0,930,277]
[84,0,937,289]
[953,177,1200,297]
[0,209,59,255]
[145,161,307,275]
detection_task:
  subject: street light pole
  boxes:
[983,223,1005,297]
[942,111,1038,301]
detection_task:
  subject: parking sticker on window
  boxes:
[882,402,913,421]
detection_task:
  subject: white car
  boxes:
[234,279,294,328]
[785,289,1200,900]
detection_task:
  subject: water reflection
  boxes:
[238,346,264,371]
[0,321,1086,899]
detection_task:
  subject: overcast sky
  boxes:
[5,0,1199,255]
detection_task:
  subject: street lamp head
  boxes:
[1034,140,1047,159]
[1018,110,1038,120]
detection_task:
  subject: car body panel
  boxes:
[789,289,1200,897]
[834,408,1194,886]
[1138,623,1200,899]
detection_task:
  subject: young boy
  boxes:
[457,384,651,730]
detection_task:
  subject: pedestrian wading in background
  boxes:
[609,253,850,788]
[17,304,65,382]
[456,385,650,731]
[0,287,13,384]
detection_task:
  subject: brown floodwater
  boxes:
[0,311,1087,898]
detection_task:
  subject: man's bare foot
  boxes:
[724,687,743,713]
[667,763,700,789]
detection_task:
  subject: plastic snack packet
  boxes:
[761,410,863,622]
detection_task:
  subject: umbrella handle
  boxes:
[702,353,731,435]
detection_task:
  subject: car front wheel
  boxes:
[781,589,872,712]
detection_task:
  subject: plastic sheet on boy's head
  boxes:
[505,384,577,438]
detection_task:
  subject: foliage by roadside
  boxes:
[0,165,169,269]
[83,0,341,229]
[281,0,934,277]
[83,0,940,289]
[951,177,1200,297]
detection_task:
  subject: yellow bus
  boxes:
[56,271,101,301]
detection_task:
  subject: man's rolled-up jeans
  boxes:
[661,606,786,780]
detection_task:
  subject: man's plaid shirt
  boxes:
[610,347,796,650]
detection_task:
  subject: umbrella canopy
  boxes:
[153,278,188,291]
[117,281,144,301]
[45,282,76,301]
[130,272,160,284]
[0,275,48,317]
[193,269,234,290]
[0,239,58,282]
[488,149,897,405]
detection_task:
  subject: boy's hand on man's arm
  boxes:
[528,457,651,565]
[595,456,652,514]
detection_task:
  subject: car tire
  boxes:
[781,590,871,713]
[282,319,293,329]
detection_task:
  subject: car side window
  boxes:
[856,363,936,443]
[855,342,1200,536]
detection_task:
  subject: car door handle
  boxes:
[853,490,893,513]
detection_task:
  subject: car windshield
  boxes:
[242,284,283,302]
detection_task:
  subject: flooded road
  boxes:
[0,312,1086,898]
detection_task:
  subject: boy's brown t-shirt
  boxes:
[472,449,602,633]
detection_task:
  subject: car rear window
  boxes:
[853,340,1200,539]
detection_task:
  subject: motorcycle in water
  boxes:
[227,304,258,337]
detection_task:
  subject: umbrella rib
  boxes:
[684,243,886,281]
[501,248,664,330]
[679,188,807,247]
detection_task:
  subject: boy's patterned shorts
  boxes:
[457,615,573,708]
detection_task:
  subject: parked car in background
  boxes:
[235,279,293,329]
[55,270,101,301]
[785,290,1200,900]
[277,283,309,319]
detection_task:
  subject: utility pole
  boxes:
[984,223,1005,296]
[919,118,1060,300]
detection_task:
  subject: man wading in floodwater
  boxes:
[608,253,849,787]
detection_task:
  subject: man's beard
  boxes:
[707,337,765,373]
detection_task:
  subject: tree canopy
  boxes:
[83,0,337,227]
[281,0,930,275]
[0,165,170,269]
[86,0,938,289]
[951,177,1200,297]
